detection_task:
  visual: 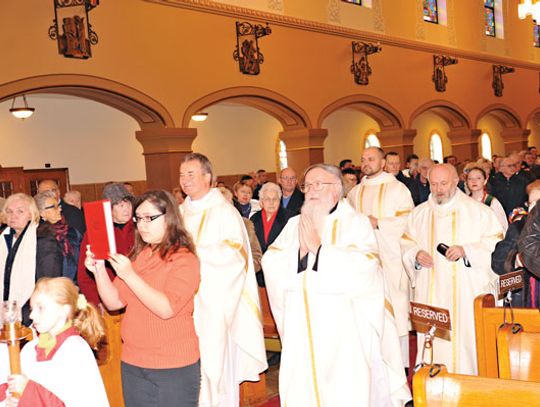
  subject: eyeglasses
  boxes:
[133,213,165,224]
[280,176,296,181]
[300,182,340,193]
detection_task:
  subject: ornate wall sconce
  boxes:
[233,21,272,75]
[48,0,99,59]
[350,42,382,85]
[492,65,515,97]
[432,55,458,92]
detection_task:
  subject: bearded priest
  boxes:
[262,163,411,407]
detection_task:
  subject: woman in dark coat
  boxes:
[1,193,62,325]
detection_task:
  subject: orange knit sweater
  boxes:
[114,247,200,369]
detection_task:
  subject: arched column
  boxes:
[279,128,328,176]
[501,128,531,154]
[446,128,482,161]
[377,129,417,161]
[136,128,197,190]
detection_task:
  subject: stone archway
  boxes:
[409,100,476,161]
[184,86,318,175]
[318,94,414,160]
[0,74,184,189]
[476,104,529,154]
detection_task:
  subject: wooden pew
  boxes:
[413,365,540,406]
[497,325,540,382]
[97,310,125,407]
[474,293,540,377]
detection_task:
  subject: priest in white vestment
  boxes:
[348,147,414,367]
[401,164,503,375]
[262,163,411,407]
[179,153,267,407]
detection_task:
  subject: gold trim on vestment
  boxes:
[385,298,395,318]
[223,239,249,274]
[302,272,321,407]
[429,212,435,304]
[266,245,281,251]
[196,210,207,244]
[377,184,385,219]
[331,219,338,245]
[401,232,415,242]
[365,252,381,264]
[395,209,412,217]
[241,289,263,323]
[358,186,365,213]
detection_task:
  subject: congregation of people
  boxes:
[0,146,539,406]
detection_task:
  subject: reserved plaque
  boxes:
[498,270,524,300]
[410,301,452,340]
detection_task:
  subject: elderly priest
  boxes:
[262,163,411,407]
[402,164,503,375]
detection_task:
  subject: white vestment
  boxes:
[181,189,267,407]
[348,172,414,339]
[262,201,411,407]
[401,190,503,375]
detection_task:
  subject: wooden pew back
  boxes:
[497,325,540,382]
[98,310,125,407]
[474,294,540,377]
[413,365,540,407]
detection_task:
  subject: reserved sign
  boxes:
[410,302,452,340]
[498,270,524,300]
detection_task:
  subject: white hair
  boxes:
[259,182,282,200]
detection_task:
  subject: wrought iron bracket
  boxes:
[492,65,515,97]
[432,55,458,92]
[233,21,272,75]
[350,41,381,85]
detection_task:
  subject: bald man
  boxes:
[401,164,503,375]
[348,147,414,368]
[278,167,304,215]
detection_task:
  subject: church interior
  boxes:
[0,0,539,406]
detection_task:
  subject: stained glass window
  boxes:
[342,0,362,5]
[484,0,496,37]
[534,21,540,48]
[423,0,438,24]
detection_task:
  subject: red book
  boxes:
[83,200,117,260]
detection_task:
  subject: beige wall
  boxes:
[477,114,506,157]
[411,111,452,160]
[190,104,282,175]
[322,109,380,166]
[0,95,143,184]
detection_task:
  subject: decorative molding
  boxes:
[143,0,540,70]
[327,0,341,24]
[372,0,385,33]
[415,0,426,40]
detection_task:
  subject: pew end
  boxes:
[497,325,540,382]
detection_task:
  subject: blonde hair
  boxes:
[33,277,105,349]
[3,193,40,224]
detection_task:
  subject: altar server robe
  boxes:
[181,189,267,406]
[262,201,411,407]
[401,190,503,375]
[348,172,414,337]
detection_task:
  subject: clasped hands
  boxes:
[416,245,465,268]
[5,373,28,406]
[299,213,321,258]
[84,245,134,281]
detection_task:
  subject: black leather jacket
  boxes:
[518,204,540,278]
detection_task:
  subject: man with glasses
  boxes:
[278,167,304,215]
[262,163,411,406]
[489,154,533,216]
[179,153,267,407]
[348,147,414,370]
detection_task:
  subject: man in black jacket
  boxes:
[488,156,532,216]
[384,152,420,205]
[278,167,304,215]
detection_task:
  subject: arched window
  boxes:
[481,132,492,160]
[364,133,381,149]
[429,133,443,163]
[484,0,504,38]
[278,139,288,170]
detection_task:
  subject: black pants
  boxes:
[121,360,200,407]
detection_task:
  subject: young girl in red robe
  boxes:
[2,277,109,406]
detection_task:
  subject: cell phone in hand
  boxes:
[437,243,449,256]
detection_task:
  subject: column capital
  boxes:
[376,128,417,161]
[279,128,328,175]
[501,128,531,154]
[136,128,197,155]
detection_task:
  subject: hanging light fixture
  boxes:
[191,112,209,122]
[518,0,540,21]
[9,95,35,120]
